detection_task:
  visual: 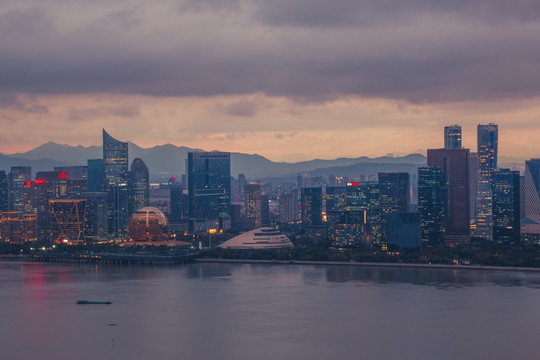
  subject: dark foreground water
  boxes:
[1,262,540,360]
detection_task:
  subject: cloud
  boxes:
[1,0,540,103]
[68,105,140,121]
[210,97,273,117]
[0,93,48,114]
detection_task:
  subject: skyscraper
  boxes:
[8,166,31,212]
[418,167,445,246]
[523,159,540,221]
[103,129,128,186]
[0,171,8,212]
[128,158,150,215]
[103,130,129,238]
[378,172,409,244]
[87,159,105,192]
[475,123,498,241]
[301,187,323,227]
[344,182,381,245]
[187,152,231,230]
[492,169,520,243]
[245,183,262,229]
[327,210,367,248]
[444,125,462,149]
[427,148,470,244]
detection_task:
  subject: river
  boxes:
[1,261,539,360]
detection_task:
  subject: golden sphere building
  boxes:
[128,207,169,243]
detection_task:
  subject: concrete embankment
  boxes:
[196,258,540,272]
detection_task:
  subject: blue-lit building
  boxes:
[128,158,150,216]
[378,172,409,244]
[492,169,520,243]
[187,152,231,231]
[0,171,8,211]
[87,159,105,192]
[418,167,445,246]
[387,212,421,250]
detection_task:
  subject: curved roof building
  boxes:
[103,129,128,185]
[128,207,169,242]
[219,227,293,250]
[129,158,150,214]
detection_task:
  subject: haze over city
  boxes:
[2,0,540,161]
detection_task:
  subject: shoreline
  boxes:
[196,258,540,272]
[3,255,540,272]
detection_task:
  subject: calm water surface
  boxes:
[1,261,540,360]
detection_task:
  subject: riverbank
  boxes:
[196,258,540,272]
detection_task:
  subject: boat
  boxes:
[76,300,112,305]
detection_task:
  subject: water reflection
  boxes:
[323,265,540,288]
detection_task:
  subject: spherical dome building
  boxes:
[128,207,169,243]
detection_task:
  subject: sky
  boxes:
[1,0,540,162]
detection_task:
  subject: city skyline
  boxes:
[2,1,540,161]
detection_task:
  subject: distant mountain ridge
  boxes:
[1,141,427,181]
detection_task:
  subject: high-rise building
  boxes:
[103,130,129,238]
[49,199,87,244]
[169,184,183,222]
[8,166,31,212]
[54,166,88,181]
[444,125,462,149]
[468,152,478,229]
[0,171,8,211]
[103,129,128,185]
[325,186,346,212]
[128,158,150,215]
[492,169,520,243]
[344,182,381,245]
[523,159,540,221]
[378,172,409,244]
[301,187,323,227]
[387,213,421,250]
[82,192,108,242]
[0,212,37,243]
[475,123,498,241]
[245,183,262,229]
[427,148,470,244]
[87,159,105,192]
[278,190,299,224]
[418,167,445,246]
[107,183,129,239]
[23,179,51,241]
[327,210,368,248]
[187,152,231,230]
[261,194,270,226]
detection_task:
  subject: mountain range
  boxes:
[0,141,429,182]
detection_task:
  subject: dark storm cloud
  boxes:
[2,0,540,103]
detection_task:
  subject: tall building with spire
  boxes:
[475,123,498,241]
